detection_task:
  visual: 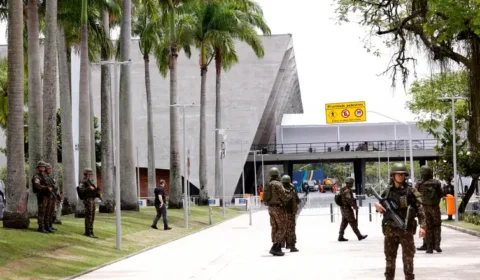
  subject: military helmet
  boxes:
[390,163,409,176]
[83,168,93,174]
[281,175,291,183]
[37,160,46,168]
[269,167,280,177]
[345,177,355,184]
[420,165,433,177]
[45,163,52,169]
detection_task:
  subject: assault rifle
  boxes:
[366,186,407,231]
[42,174,61,201]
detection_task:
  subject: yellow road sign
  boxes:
[325,101,366,124]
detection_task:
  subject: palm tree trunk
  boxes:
[144,54,156,199]
[214,49,222,200]
[43,0,58,183]
[89,66,97,185]
[27,0,43,218]
[120,0,139,210]
[168,9,182,209]
[57,25,76,215]
[199,64,208,204]
[99,9,114,213]
[76,0,91,218]
[3,0,29,229]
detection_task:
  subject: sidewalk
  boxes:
[76,209,480,280]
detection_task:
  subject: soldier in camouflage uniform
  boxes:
[416,166,443,253]
[267,167,288,256]
[281,175,300,252]
[79,168,102,238]
[338,177,367,241]
[375,163,426,280]
[44,163,57,232]
[32,161,52,233]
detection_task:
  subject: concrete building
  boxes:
[88,34,303,198]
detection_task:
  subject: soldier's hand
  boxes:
[419,227,426,238]
[48,187,53,192]
[89,186,94,191]
[375,203,386,213]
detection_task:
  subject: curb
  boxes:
[63,212,246,280]
[442,223,480,238]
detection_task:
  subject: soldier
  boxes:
[264,167,288,256]
[78,168,102,238]
[338,177,368,242]
[44,163,57,232]
[375,163,426,280]
[416,166,443,253]
[281,175,300,252]
[32,160,52,233]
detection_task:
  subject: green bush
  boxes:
[459,212,480,225]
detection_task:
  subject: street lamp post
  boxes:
[368,111,415,181]
[170,103,200,228]
[92,60,131,250]
[438,96,467,223]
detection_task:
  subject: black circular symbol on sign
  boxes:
[355,109,363,117]
[341,109,350,118]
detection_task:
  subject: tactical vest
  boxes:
[381,185,417,228]
[32,173,47,195]
[419,179,442,206]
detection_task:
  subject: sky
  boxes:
[0,0,440,125]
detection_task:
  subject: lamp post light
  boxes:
[438,96,467,223]
[91,59,131,250]
[170,103,200,228]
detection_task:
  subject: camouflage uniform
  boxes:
[281,175,300,252]
[79,168,101,238]
[44,163,57,231]
[267,167,288,256]
[416,166,443,253]
[32,160,52,233]
[339,177,367,241]
[381,163,426,280]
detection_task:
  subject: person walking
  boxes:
[151,179,172,230]
[338,177,367,241]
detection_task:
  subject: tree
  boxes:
[132,0,164,201]
[26,0,43,218]
[335,0,480,155]
[406,71,480,213]
[3,0,29,229]
[158,0,195,209]
[118,0,138,211]
[212,0,269,200]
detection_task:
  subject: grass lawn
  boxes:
[443,220,480,232]
[0,206,243,279]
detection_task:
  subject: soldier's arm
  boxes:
[412,188,427,229]
[343,188,356,208]
[276,183,288,204]
[436,182,444,198]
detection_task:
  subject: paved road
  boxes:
[76,202,480,280]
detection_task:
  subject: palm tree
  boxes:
[57,25,76,215]
[43,0,59,188]
[213,0,270,198]
[119,0,138,210]
[132,0,164,199]
[158,0,196,209]
[3,0,29,229]
[76,0,92,217]
[26,0,43,218]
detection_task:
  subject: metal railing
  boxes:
[251,139,439,155]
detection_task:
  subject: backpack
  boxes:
[263,182,273,204]
[334,188,344,206]
[76,186,86,200]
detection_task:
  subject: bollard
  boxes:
[249,198,252,226]
[330,203,334,223]
[369,203,372,222]
[209,206,212,225]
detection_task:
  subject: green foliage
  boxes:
[459,212,480,226]
[0,57,28,131]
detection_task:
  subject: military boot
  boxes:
[45,228,54,233]
[426,246,433,254]
[38,227,49,234]
[338,235,348,242]
[435,246,442,253]
[273,244,285,256]
[358,234,368,241]
[417,244,427,251]
[269,244,276,255]
[290,247,299,252]
[89,232,98,239]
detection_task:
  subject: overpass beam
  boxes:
[353,159,366,195]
